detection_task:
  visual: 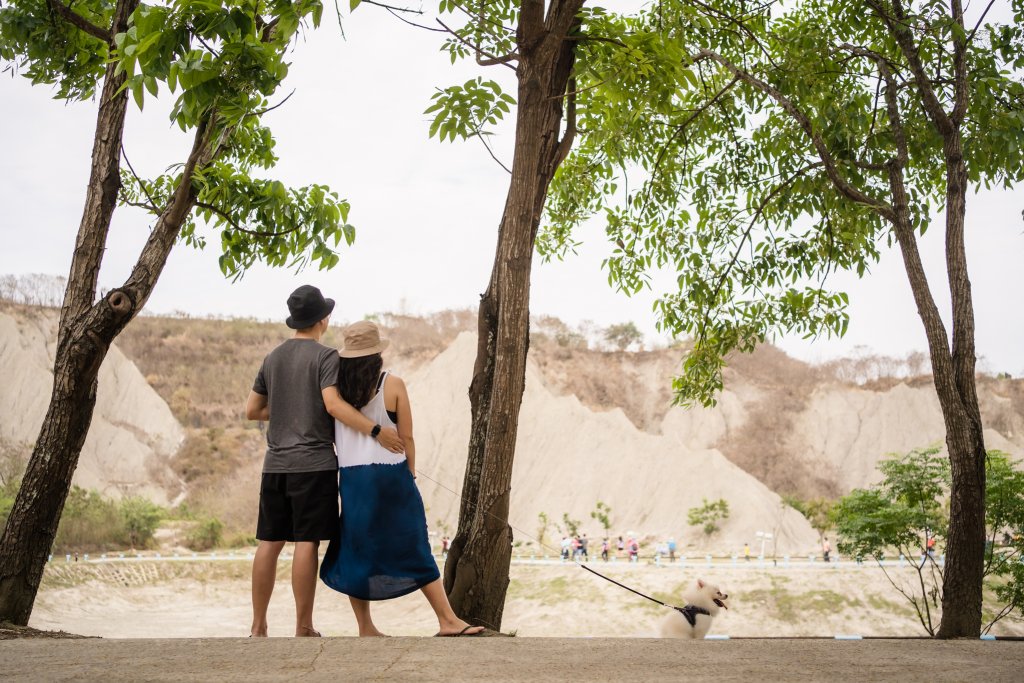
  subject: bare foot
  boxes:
[296,625,322,637]
[250,627,268,638]
[358,626,389,637]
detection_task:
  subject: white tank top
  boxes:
[334,371,407,468]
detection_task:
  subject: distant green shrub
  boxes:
[120,496,164,549]
[187,517,224,551]
[687,498,731,536]
[55,487,125,551]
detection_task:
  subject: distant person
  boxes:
[629,539,639,563]
[926,536,936,557]
[617,536,625,558]
[319,321,483,637]
[441,536,450,560]
[601,538,609,561]
[580,534,589,560]
[744,543,751,561]
[561,536,571,560]
[668,537,677,562]
[822,537,831,563]
[572,535,581,560]
[245,286,404,638]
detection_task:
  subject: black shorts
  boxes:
[256,470,339,542]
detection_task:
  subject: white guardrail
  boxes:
[46,550,984,570]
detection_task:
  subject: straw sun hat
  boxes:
[339,320,390,358]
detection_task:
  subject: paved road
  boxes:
[2,637,1021,682]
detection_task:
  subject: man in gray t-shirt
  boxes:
[252,339,340,474]
[244,285,403,638]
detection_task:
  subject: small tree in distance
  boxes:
[590,500,613,537]
[832,447,1024,635]
[536,511,551,549]
[562,513,582,538]
[603,322,643,352]
[688,498,730,537]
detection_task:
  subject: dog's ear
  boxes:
[697,578,705,589]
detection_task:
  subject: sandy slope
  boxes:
[0,310,184,504]
[409,333,819,555]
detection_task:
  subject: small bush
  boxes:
[120,496,164,549]
[55,487,125,551]
[187,517,224,551]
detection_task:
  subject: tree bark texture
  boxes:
[870,0,985,637]
[444,0,583,630]
[935,131,987,640]
[0,9,217,619]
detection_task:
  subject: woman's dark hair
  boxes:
[337,353,383,409]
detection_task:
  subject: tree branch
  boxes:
[867,0,954,136]
[838,44,909,170]
[552,76,576,170]
[121,145,165,216]
[698,161,825,345]
[949,0,969,124]
[361,0,422,13]
[436,19,518,68]
[195,201,304,238]
[46,0,112,43]
[698,48,895,222]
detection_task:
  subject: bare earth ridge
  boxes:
[1,637,1022,682]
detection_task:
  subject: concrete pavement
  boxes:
[2,636,1023,681]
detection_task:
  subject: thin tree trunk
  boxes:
[0,98,215,624]
[888,136,986,638]
[445,0,581,629]
[0,0,136,625]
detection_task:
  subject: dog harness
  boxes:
[674,604,711,627]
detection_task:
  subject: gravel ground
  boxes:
[1,636,1022,682]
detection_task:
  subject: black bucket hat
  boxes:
[285,285,335,329]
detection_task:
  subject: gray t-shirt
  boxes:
[253,338,340,473]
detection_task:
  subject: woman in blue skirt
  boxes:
[319,320,484,637]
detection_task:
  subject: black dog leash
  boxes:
[417,471,695,616]
[578,563,704,621]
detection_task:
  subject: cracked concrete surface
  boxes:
[1,637,1022,681]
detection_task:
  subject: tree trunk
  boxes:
[0,0,136,625]
[889,129,985,638]
[0,94,215,626]
[936,130,986,639]
[444,0,582,630]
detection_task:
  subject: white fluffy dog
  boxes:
[658,578,729,639]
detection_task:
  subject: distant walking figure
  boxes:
[319,321,483,637]
[822,537,831,563]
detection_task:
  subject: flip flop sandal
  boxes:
[434,625,485,637]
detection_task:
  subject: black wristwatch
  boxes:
[370,424,382,439]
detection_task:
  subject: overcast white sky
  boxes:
[0,3,1021,374]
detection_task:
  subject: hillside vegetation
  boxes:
[3,286,1022,551]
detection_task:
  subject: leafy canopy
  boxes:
[541,0,1024,406]
[1,0,353,280]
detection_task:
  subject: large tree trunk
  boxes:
[936,129,986,639]
[444,0,582,630]
[0,81,215,626]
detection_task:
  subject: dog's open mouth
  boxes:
[714,598,728,609]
